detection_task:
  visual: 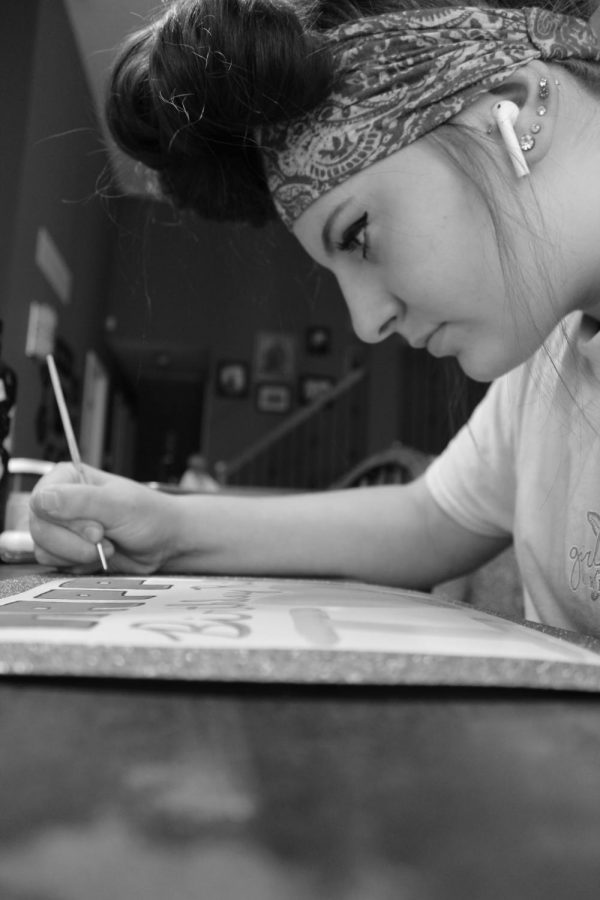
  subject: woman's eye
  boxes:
[337,212,369,259]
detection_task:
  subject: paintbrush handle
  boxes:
[46,354,107,572]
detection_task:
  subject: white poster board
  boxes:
[0,576,599,690]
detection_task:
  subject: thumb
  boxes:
[31,482,115,526]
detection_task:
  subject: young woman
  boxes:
[30,0,600,635]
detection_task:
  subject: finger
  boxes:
[34,538,114,572]
[34,546,111,576]
[29,509,105,548]
[34,544,95,572]
[37,461,106,489]
[30,513,112,567]
[31,483,120,527]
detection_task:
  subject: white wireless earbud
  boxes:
[490,100,530,179]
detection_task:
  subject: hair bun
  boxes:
[106,0,333,224]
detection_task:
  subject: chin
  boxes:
[457,351,513,383]
[456,328,541,382]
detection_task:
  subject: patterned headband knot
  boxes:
[258,6,600,228]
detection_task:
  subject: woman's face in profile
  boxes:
[293,138,566,382]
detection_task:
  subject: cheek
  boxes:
[389,192,502,301]
[392,232,502,308]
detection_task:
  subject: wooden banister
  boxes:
[217,367,368,489]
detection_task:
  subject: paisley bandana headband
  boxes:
[259,6,600,229]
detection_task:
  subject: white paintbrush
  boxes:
[46,354,108,571]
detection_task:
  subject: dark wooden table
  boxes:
[0,569,599,899]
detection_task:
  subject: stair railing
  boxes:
[216,367,369,490]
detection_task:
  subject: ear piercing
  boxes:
[519,133,536,152]
[519,79,551,153]
[538,76,550,100]
[490,77,555,172]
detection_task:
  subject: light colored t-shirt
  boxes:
[425,312,600,636]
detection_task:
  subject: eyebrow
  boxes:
[322,197,353,256]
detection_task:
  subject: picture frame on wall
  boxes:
[215,360,249,398]
[256,383,292,414]
[298,374,335,406]
[254,332,296,382]
[305,326,331,356]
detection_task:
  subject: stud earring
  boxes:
[527,85,550,139]
[519,133,535,152]
[538,77,550,100]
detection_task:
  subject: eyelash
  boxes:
[337,212,369,259]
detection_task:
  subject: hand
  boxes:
[29,463,180,573]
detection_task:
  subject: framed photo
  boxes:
[298,375,335,405]
[256,383,292,414]
[254,332,296,382]
[306,326,331,356]
[215,360,249,398]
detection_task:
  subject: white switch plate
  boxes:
[25,301,57,358]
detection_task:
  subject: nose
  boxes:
[338,275,403,344]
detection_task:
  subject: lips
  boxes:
[409,326,442,350]
[426,324,448,356]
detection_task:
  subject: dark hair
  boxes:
[106,0,598,225]
[106,0,329,225]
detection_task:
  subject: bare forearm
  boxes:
[161,480,506,587]
[162,487,397,580]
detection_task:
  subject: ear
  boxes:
[452,61,558,174]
